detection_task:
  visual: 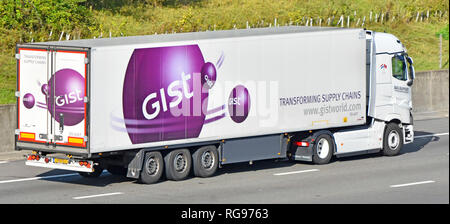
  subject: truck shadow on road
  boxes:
[335,131,438,162]
[37,170,136,187]
[37,131,439,186]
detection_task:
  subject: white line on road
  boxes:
[0,173,78,184]
[274,169,319,176]
[73,192,123,200]
[0,161,8,164]
[390,180,435,188]
[414,132,449,139]
[0,170,109,184]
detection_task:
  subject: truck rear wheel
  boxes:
[164,149,192,181]
[312,134,334,164]
[382,122,403,156]
[192,145,218,178]
[139,151,164,184]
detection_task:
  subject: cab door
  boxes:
[391,54,412,123]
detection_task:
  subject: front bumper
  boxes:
[403,124,414,144]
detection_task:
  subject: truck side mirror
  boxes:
[406,56,415,86]
[407,79,413,86]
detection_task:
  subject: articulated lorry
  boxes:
[15,26,415,184]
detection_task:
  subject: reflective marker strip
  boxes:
[20,132,35,139]
[68,137,84,145]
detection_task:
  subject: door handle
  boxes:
[59,113,64,133]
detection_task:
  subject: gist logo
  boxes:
[55,89,83,107]
[123,45,210,144]
[142,72,194,120]
[47,69,85,126]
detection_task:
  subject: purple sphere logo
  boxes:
[228,85,251,123]
[41,84,49,96]
[201,62,217,89]
[23,93,35,109]
[123,45,210,144]
[47,69,85,126]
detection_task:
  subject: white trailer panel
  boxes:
[88,28,366,153]
[20,27,366,155]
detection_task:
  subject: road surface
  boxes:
[0,118,448,204]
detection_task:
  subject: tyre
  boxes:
[192,145,219,178]
[164,149,192,181]
[382,122,403,156]
[312,134,334,164]
[139,151,164,184]
[79,164,103,178]
[107,165,128,176]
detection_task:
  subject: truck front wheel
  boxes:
[382,122,403,156]
[139,151,164,184]
[312,134,334,164]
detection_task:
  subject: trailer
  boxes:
[16,26,415,184]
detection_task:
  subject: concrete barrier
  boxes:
[412,69,449,119]
[0,69,448,154]
[0,104,16,153]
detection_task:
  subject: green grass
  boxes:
[0,0,448,104]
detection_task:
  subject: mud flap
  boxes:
[126,150,145,179]
[293,145,314,162]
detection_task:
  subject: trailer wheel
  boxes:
[312,134,334,164]
[164,149,192,181]
[382,122,403,156]
[79,165,103,178]
[139,151,164,184]
[192,145,218,178]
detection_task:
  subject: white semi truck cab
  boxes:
[291,30,415,163]
[16,27,415,184]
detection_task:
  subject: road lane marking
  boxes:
[390,180,435,188]
[414,132,449,139]
[73,192,123,200]
[0,170,109,184]
[0,173,78,184]
[0,161,8,164]
[274,169,319,176]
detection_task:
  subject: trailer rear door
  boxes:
[17,46,89,151]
